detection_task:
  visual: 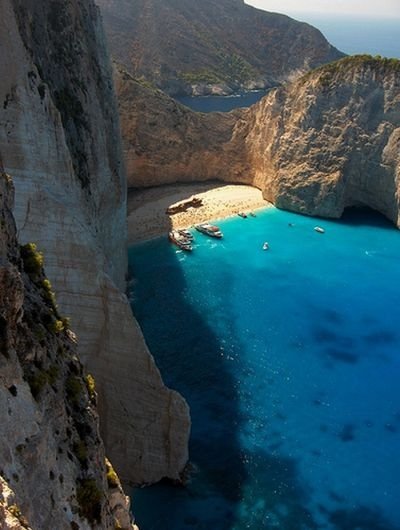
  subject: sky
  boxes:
[245,0,400,19]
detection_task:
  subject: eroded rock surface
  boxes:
[0,172,135,530]
[0,0,190,486]
[119,56,400,226]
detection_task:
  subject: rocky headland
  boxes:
[0,0,190,490]
[118,56,400,227]
[97,0,344,95]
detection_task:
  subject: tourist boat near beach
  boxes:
[168,230,193,251]
[238,212,247,218]
[314,226,325,233]
[178,228,194,241]
[194,223,223,238]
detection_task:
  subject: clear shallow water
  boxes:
[175,91,267,113]
[128,207,400,530]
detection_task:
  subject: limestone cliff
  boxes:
[0,171,136,530]
[120,56,400,226]
[97,0,343,95]
[0,0,190,486]
[232,56,400,225]
[115,65,239,187]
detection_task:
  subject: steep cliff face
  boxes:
[115,65,239,187]
[0,0,190,485]
[120,56,400,226]
[234,56,400,225]
[97,0,343,95]
[0,172,135,530]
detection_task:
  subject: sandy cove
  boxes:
[127,182,271,243]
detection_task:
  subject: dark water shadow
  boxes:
[127,210,400,530]
[128,233,248,529]
[338,206,396,230]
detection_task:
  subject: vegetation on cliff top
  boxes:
[98,0,344,94]
[301,55,400,87]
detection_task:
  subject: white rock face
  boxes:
[0,0,189,486]
[120,57,400,227]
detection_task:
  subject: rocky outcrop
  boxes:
[232,56,400,225]
[120,56,400,226]
[97,0,343,95]
[115,65,239,188]
[0,171,136,529]
[0,0,190,486]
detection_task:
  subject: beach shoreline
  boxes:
[127,182,271,244]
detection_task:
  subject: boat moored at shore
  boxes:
[195,223,223,238]
[169,230,193,251]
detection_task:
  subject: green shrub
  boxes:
[85,374,96,402]
[20,243,44,275]
[66,375,82,405]
[33,324,46,342]
[47,365,59,386]
[26,365,59,399]
[76,479,102,524]
[26,370,48,399]
[73,440,88,465]
[105,459,119,489]
[41,279,57,308]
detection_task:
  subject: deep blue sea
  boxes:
[128,207,400,530]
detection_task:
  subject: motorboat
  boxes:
[314,226,325,234]
[238,212,247,218]
[168,230,193,251]
[178,228,194,241]
[194,223,223,238]
[262,242,269,250]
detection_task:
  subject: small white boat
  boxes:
[263,242,269,250]
[314,226,325,234]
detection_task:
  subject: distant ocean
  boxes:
[294,15,400,59]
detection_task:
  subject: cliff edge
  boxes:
[0,0,190,485]
[0,171,136,529]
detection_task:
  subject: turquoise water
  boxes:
[128,207,400,530]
